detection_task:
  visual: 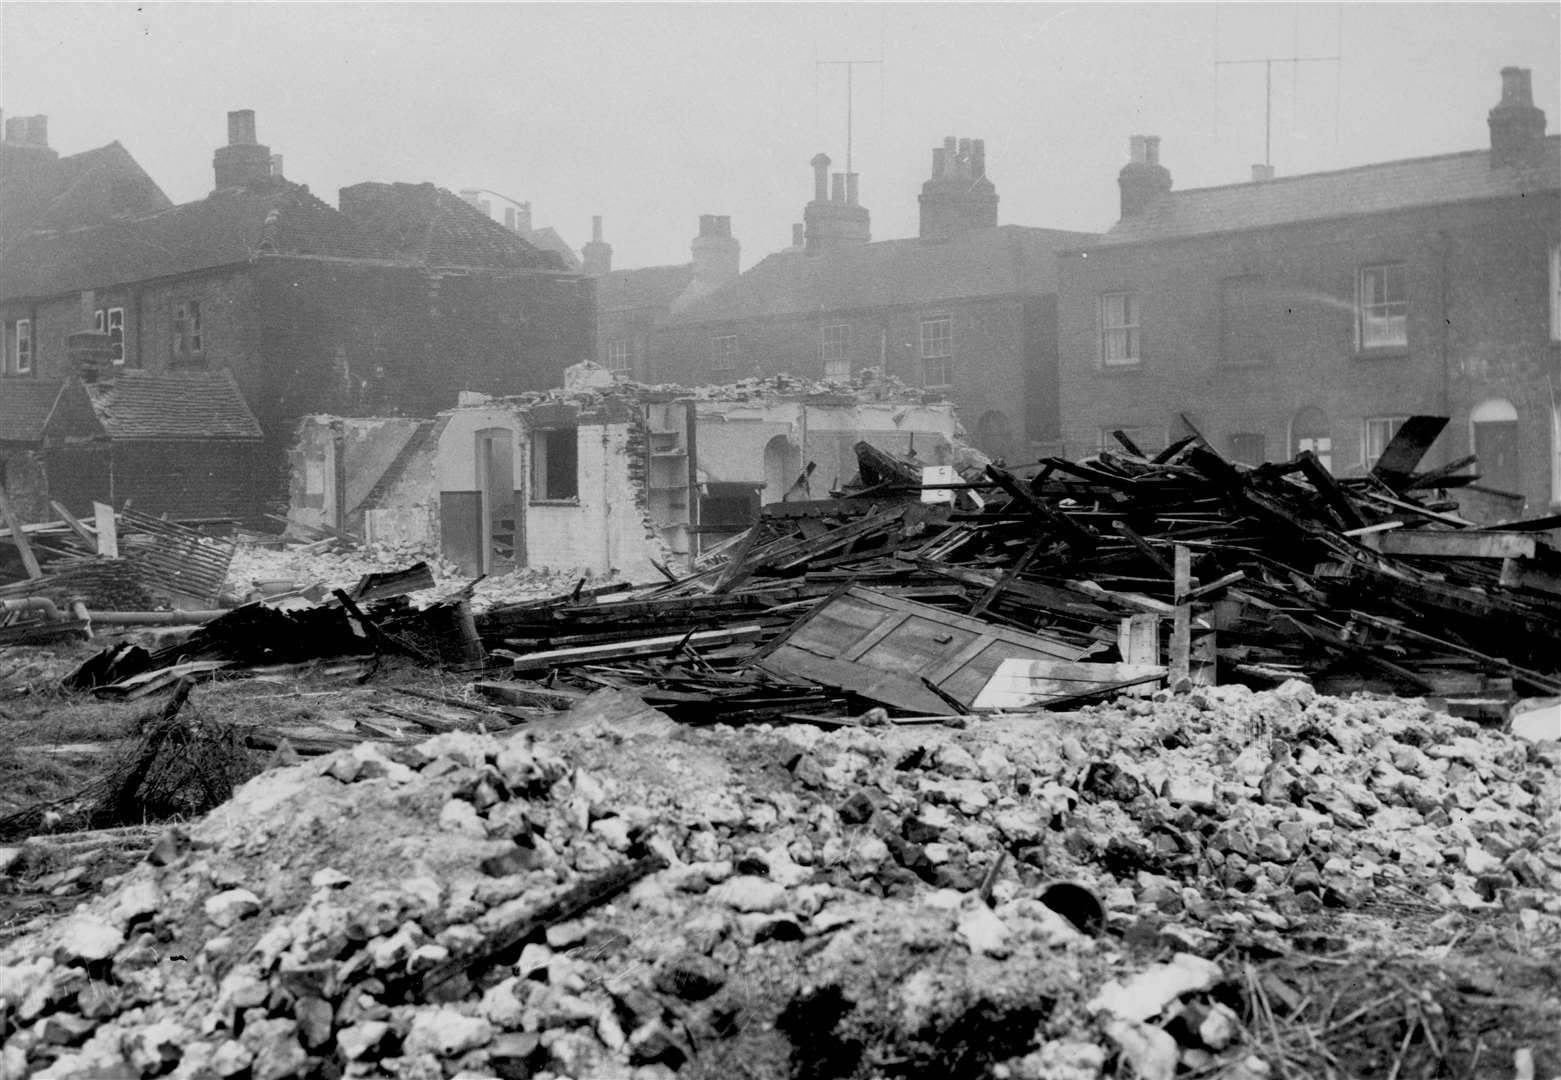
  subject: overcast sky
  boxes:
[2,3,1557,270]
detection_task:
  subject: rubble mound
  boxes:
[2,685,1559,1079]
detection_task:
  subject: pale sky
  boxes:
[2,3,1557,270]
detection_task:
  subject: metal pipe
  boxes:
[1,597,62,621]
[86,610,223,626]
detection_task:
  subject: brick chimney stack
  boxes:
[918,133,999,241]
[803,152,870,254]
[3,114,50,149]
[691,214,739,286]
[1488,66,1547,167]
[581,214,613,276]
[1118,135,1173,218]
[213,109,274,190]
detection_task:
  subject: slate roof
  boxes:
[1,180,394,300]
[596,263,695,315]
[0,141,171,247]
[1096,138,1561,247]
[663,226,1098,326]
[338,182,567,272]
[0,380,65,443]
[56,370,263,441]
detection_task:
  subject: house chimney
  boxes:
[515,201,532,234]
[581,214,613,276]
[1251,163,1275,182]
[919,133,999,241]
[691,214,739,286]
[804,152,870,253]
[3,114,49,149]
[846,173,860,207]
[811,153,831,202]
[459,189,482,207]
[213,109,273,190]
[1118,134,1173,218]
[1489,66,1547,167]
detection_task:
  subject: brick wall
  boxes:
[649,294,1047,463]
[1056,194,1561,512]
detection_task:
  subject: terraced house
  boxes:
[0,110,593,522]
[1055,67,1561,520]
[648,140,1097,464]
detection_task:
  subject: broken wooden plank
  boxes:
[1370,415,1449,487]
[49,501,98,546]
[1499,556,1561,598]
[1365,530,1540,560]
[93,502,119,558]
[498,625,765,673]
[0,491,42,580]
[1169,545,1192,687]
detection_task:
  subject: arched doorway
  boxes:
[763,433,803,504]
[1291,406,1332,472]
[1471,398,1519,494]
[976,410,1016,464]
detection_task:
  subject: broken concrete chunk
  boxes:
[204,888,262,929]
[713,875,788,913]
[1090,953,1223,1023]
[53,915,124,965]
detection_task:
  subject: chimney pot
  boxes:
[1119,135,1173,218]
[846,173,860,207]
[932,146,947,178]
[1251,163,1275,182]
[1129,135,1149,164]
[227,109,257,146]
[810,153,831,203]
[971,139,986,179]
[591,215,603,243]
[1500,65,1534,106]
[830,173,846,203]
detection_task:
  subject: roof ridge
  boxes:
[1165,136,1561,198]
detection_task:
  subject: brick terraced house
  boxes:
[0,110,594,522]
[1055,67,1561,519]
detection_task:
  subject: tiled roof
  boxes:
[524,226,581,271]
[58,370,263,440]
[0,379,65,443]
[338,182,567,272]
[663,226,1098,326]
[596,263,695,315]
[1097,138,1561,247]
[0,180,394,300]
[0,141,171,246]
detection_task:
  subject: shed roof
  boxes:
[0,380,65,443]
[52,370,264,441]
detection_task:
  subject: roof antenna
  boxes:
[1212,6,1343,170]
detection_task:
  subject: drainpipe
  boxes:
[1434,231,1452,462]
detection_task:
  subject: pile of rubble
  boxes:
[3,681,1558,1079]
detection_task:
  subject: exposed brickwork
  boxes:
[1056,193,1561,511]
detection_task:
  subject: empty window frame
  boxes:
[1292,406,1333,473]
[820,323,850,380]
[1364,416,1408,469]
[7,319,32,374]
[1099,292,1140,365]
[710,333,738,375]
[95,307,126,364]
[1357,263,1407,350]
[606,338,631,373]
[173,299,203,356]
[1226,432,1267,465]
[919,316,953,387]
[531,427,579,501]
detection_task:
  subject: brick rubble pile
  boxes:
[2,683,1558,1079]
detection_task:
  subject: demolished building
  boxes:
[288,364,973,579]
